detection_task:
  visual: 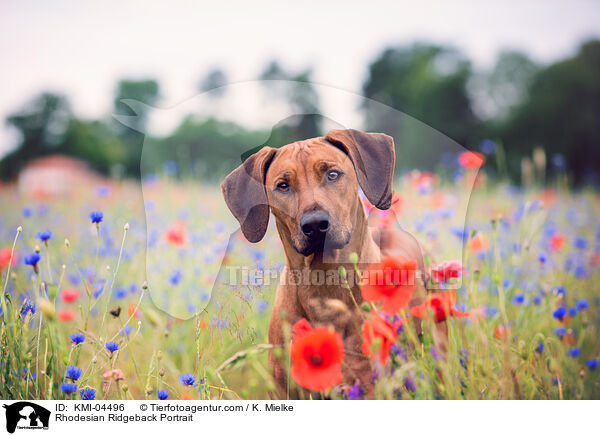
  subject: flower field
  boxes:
[1,172,599,400]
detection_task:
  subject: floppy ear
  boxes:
[221,147,277,243]
[325,129,395,209]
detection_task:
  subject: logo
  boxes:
[2,402,50,433]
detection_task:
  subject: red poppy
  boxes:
[290,323,344,392]
[361,312,398,365]
[128,302,141,319]
[61,288,80,303]
[361,256,417,315]
[292,318,312,339]
[431,260,464,284]
[470,234,489,252]
[410,290,468,323]
[458,151,485,169]
[165,222,186,247]
[58,309,75,321]
[550,233,564,251]
[494,324,510,340]
[0,247,17,270]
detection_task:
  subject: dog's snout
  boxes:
[300,210,330,236]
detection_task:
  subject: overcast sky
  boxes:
[1,0,599,157]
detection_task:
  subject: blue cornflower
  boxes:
[568,348,581,357]
[21,299,36,316]
[576,298,589,311]
[535,342,544,354]
[157,390,169,400]
[89,211,104,224]
[114,287,127,299]
[533,295,542,305]
[24,253,41,268]
[552,286,566,296]
[512,294,525,305]
[574,237,589,250]
[21,368,36,382]
[479,139,496,155]
[36,230,52,243]
[345,380,365,400]
[105,341,119,353]
[60,383,78,394]
[120,325,134,337]
[554,327,567,337]
[568,307,578,317]
[586,359,598,370]
[538,252,547,264]
[22,207,33,218]
[65,365,83,381]
[80,388,96,400]
[179,373,196,386]
[553,307,567,321]
[69,332,85,345]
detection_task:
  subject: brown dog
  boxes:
[222,129,442,398]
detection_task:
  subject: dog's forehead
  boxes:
[269,137,348,172]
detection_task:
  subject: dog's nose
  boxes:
[300,210,330,236]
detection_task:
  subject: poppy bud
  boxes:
[349,252,359,264]
[338,266,347,279]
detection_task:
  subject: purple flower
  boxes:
[345,380,365,400]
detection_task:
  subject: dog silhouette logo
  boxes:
[2,402,50,433]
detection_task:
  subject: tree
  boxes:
[0,93,71,180]
[499,40,600,184]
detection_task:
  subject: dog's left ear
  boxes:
[221,147,277,243]
[325,129,395,209]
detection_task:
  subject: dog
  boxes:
[222,129,444,398]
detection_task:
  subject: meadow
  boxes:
[1,168,599,400]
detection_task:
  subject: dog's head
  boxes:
[221,129,395,256]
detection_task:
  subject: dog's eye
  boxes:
[327,170,340,181]
[276,182,289,192]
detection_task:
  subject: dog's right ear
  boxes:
[221,147,277,243]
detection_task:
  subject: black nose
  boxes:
[300,210,330,236]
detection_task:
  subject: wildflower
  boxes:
[105,341,119,353]
[21,299,36,316]
[431,260,464,284]
[65,365,83,381]
[290,321,344,392]
[568,307,578,317]
[292,318,313,339]
[361,312,398,365]
[60,383,78,394]
[61,288,80,303]
[512,294,525,305]
[576,299,589,311]
[20,368,36,382]
[568,348,581,357]
[458,151,485,169]
[165,222,187,247]
[538,252,547,264]
[553,307,567,321]
[554,327,567,337]
[80,388,96,400]
[404,376,417,392]
[470,234,489,252]
[70,332,85,345]
[24,253,41,273]
[179,374,197,386]
[550,233,564,250]
[0,247,17,270]
[57,309,75,321]
[494,324,510,340]
[128,302,141,319]
[343,380,365,400]
[103,369,125,381]
[157,390,169,400]
[89,211,104,224]
[120,325,134,337]
[586,359,598,370]
[533,295,542,305]
[535,342,544,354]
[36,230,52,243]
[574,237,588,250]
[361,256,417,315]
[410,290,469,322]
